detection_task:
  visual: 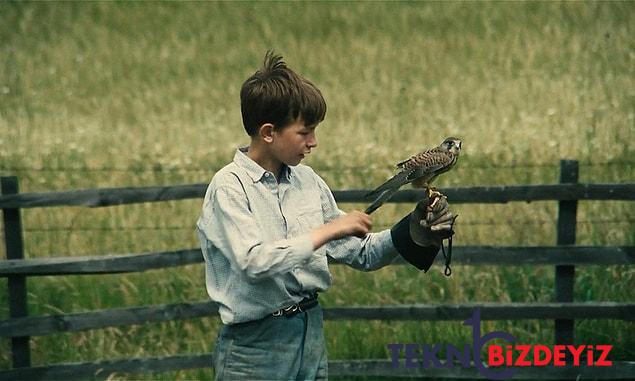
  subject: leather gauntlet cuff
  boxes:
[390,215,440,272]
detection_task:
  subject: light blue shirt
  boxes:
[196,147,399,324]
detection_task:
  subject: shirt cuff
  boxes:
[288,233,315,264]
[374,229,400,256]
[390,214,440,272]
[371,229,400,266]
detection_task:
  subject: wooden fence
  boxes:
[1,160,634,380]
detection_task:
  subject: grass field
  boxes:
[1,1,634,379]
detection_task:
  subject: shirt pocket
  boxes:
[295,208,324,233]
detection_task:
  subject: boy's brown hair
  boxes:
[240,51,327,136]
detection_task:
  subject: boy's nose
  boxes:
[307,135,318,148]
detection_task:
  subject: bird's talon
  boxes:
[427,188,442,199]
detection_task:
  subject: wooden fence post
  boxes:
[1,176,31,368]
[555,160,578,346]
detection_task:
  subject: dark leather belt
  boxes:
[272,294,318,318]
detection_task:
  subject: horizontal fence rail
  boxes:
[2,301,634,338]
[0,249,203,277]
[1,357,633,381]
[0,246,633,277]
[1,183,634,209]
[0,300,218,338]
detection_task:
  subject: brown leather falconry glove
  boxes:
[409,192,456,247]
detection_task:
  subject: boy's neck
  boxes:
[246,141,283,180]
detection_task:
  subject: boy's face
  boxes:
[271,119,318,166]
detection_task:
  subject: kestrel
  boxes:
[365,137,462,214]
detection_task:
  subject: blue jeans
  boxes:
[213,305,328,380]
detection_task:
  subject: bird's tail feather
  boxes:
[365,171,410,199]
[364,188,398,214]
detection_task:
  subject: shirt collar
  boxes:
[234,147,293,183]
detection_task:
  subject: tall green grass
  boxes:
[1,1,633,379]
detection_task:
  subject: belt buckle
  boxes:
[273,296,318,318]
[283,304,299,316]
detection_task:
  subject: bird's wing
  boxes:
[395,153,421,168]
[400,148,454,180]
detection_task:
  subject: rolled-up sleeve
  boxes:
[197,185,314,280]
[314,174,399,271]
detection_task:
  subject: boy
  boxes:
[196,51,454,380]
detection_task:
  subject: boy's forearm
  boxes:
[229,235,315,280]
[310,224,338,250]
[326,229,399,271]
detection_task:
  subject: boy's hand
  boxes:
[311,211,371,249]
[330,211,372,239]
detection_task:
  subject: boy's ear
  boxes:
[259,123,275,143]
